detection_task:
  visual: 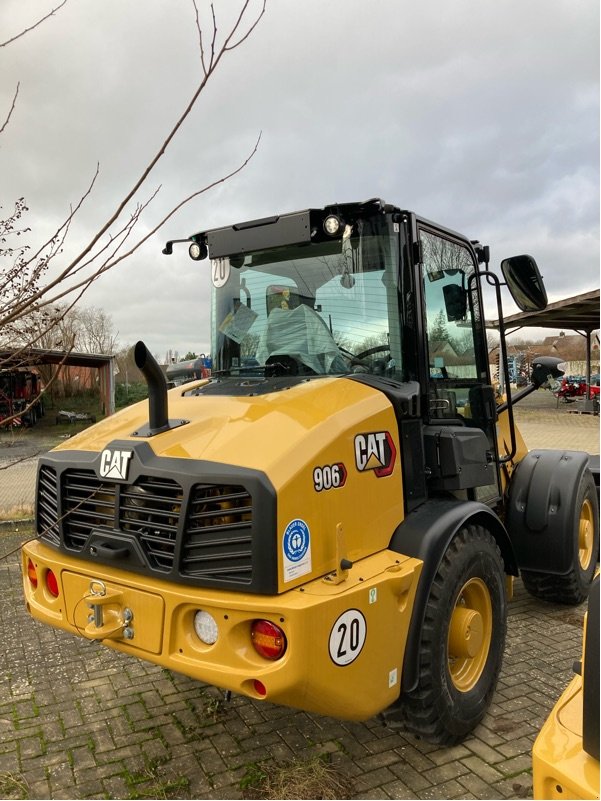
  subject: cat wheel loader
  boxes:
[22,199,599,745]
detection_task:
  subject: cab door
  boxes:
[417,225,500,503]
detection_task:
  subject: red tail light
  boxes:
[251,619,287,660]
[45,570,59,598]
[27,559,38,589]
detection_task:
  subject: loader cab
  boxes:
[168,198,546,507]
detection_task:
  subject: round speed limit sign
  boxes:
[328,609,366,666]
[211,257,230,288]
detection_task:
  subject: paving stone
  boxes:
[2,408,597,800]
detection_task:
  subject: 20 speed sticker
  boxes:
[328,609,367,666]
[313,463,347,492]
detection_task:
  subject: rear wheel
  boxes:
[521,471,599,605]
[396,525,507,745]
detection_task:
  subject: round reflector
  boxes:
[194,610,219,645]
[27,559,38,589]
[253,679,267,697]
[46,570,59,598]
[251,619,287,660]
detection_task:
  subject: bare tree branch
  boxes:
[1,2,266,362]
[0,1,68,48]
[0,83,20,136]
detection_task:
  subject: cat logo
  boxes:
[99,448,133,481]
[354,431,396,478]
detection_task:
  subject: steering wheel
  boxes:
[354,345,390,360]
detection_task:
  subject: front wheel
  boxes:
[395,525,507,745]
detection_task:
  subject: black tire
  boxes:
[521,470,599,605]
[396,525,507,745]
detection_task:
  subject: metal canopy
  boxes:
[499,289,600,333]
[0,348,112,369]
[0,348,115,415]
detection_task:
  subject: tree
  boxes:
[1,1,267,427]
[429,309,449,343]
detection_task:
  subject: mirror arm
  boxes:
[471,269,517,464]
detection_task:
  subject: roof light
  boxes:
[251,619,287,660]
[323,214,343,236]
[189,241,208,261]
[194,610,218,645]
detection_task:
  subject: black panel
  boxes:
[423,425,493,490]
[35,440,278,594]
[207,211,311,258]
[583,576,599,761]
[399,419,427,512]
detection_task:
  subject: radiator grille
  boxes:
[119,476,182,571]
[62,470,116,551]
[37,465,60,546]
[181,484,253,583]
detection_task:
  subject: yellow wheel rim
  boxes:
[578,498,594,570]
[448,578,493,692]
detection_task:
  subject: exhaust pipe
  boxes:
[133,341,187,437]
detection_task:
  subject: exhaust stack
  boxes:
[132,341,188,438]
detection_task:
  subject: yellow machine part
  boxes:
[533,602,600,801]
[48,377,407,593]
[532,674,600,800]
[23,539,423,721]
[496,408,528,492]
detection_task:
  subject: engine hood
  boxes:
[52,377,392,490]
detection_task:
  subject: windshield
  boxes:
[210,227,401,379]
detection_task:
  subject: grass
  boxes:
[122,759,191,800]
[240,754,350,800]
[0,771,29,800]
[0,502,34,522]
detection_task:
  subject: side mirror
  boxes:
[530,355,565,389]
[501,255,548,312]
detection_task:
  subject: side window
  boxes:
[420,230,481,418]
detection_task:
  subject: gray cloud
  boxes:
[2,0,598,356]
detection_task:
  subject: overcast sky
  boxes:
[2,0,599,359]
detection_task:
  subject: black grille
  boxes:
[62,470,116,550]
[37,465,60,546]
[119,476,182,571]
[181,484,253,584]
[34,444,276,592]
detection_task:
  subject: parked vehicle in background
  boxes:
[166,355,212,387]
[0,369,44,427]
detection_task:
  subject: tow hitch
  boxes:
[85,580,134,641]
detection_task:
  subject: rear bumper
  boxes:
[22,540,421,721]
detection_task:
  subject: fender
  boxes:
[505,450,590,574]
[389,497,515,693]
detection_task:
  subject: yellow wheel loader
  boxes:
[22,199,599,745]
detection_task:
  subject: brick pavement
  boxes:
[1,532,586,800]
[0,402,598,800]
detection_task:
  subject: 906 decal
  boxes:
[313,462,347,492]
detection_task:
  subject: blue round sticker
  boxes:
[283,519,309,563]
